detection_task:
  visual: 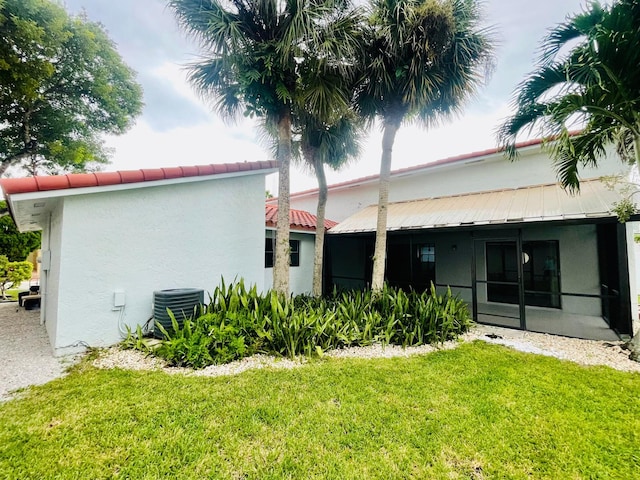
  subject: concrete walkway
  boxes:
[0,302,72,402]
[477,302,621,341]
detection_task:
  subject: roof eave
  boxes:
[3,167,278,204]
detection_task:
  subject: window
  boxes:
[386,241,436,291]
[418,244,435,264]
[265,238,300,268]
[289,239,300,267]
[413,243,436,290]
[265,238,274,268]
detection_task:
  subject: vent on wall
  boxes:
[153,288,204,339]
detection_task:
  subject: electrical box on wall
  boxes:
[39,250,51,271]
[113,290,126,308]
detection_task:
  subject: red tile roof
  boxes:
[0,161,277,196]
[273,136,563,201]
[265,204,337,231]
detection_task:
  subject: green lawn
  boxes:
[1,342,639,479]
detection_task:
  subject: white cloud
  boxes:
[104,120,270,173]
[149,62,209,113]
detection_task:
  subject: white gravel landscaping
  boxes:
[92,323,640,376]
[2,299,638,404]
[464,324,640,373]
[0,303,78,402]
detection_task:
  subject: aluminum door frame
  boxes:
[471,231,526,330]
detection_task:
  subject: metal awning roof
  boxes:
[329,179,622,234]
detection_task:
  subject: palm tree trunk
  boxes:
[273,111,292,296]
[312,155,328,296]
[371,121,400,292]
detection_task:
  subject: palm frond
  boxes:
[169,0,365,129]
[498,0,640,189]
[539,2,604,64]
[355,0,494,128]
[552,129,609,191]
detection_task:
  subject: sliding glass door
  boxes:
[486,240,561,308]
[473,236,525,330]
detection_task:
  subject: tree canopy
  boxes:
[498,0,640,192]
[0,255,32,299]
[0,0,143,176]
[0,201,40,261]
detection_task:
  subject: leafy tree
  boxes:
[0,255,32,299]
[0,215,41,262]
[0,201,40,261]
[497,0,640,193]
[356,0,494,291]
[168,0,362,295]
[0,0,143,176]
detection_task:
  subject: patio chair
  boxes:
[19,285,41,308]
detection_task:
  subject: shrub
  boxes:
[204,314,247,365]
[122,325,151,353]
[126,279,473,368]
[155,312,213,369]
[391,284,473,346]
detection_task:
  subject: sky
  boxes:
[61,0,587,194]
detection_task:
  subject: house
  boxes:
[264,204,337,295]
[1,161,277,355]
[275,139,639,341]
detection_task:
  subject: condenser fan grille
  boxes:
[153,288,204,339]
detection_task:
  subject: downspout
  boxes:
[40,212,51,326]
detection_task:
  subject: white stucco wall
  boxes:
[45,174,266,354]
[287,146,628,222]
[40,202,64,348]
[264,230,315,295]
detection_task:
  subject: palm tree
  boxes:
[168,0,362,295]
[260,109,364,296]
[497,0,640,192]
[497,0,640,358]
[298,113,364,296]
[356,0,494,291]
